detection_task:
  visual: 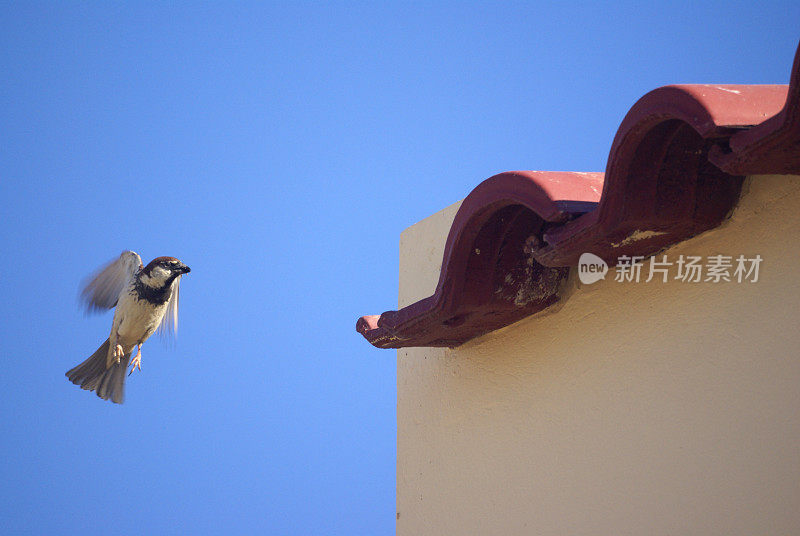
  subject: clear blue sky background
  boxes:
[0,2,797,534]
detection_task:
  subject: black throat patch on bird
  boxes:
[133,277,172,305]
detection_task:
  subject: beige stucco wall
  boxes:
[397,174,800,535]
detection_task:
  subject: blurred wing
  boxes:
[80,250,143,313]
[156,275,181,339]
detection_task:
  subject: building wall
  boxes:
[396,174,800,535]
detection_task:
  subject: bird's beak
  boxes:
[179,264,191,274]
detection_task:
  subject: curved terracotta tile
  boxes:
[357,171,602,348]
[534,83,788,267]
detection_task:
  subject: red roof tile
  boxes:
[358,41,800,349]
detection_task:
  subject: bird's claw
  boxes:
[128,346,142,376]
[113,344,124,365]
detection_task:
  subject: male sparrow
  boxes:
[66,251,190,404]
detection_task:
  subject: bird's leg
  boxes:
[128,344,142,376]
[108,329,125,368]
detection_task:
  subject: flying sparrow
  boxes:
[66,251,191,404]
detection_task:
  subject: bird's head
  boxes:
[139,257,191,288]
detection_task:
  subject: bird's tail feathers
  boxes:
[66,339,130,404]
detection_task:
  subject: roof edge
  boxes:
[358,40,800,349]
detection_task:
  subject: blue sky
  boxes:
[0,2,797,534]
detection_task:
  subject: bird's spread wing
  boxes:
[156,275,181,338]
[80,250,143,313]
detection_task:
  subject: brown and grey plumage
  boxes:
[66,251,190,404]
